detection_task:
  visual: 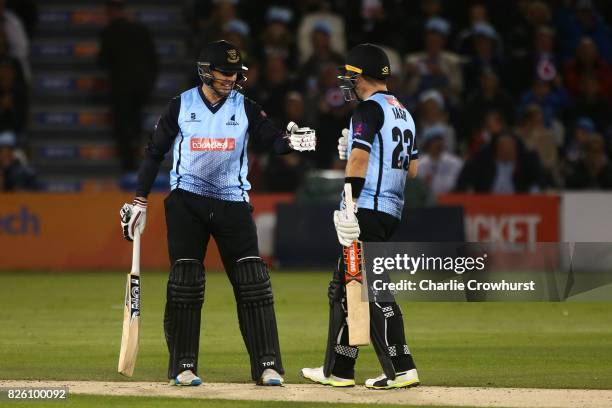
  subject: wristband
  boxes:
[345,177,365,200]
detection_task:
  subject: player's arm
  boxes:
[244,97,316,154]
[136,97,180,198]
[334,101,383,247]
[408,159,419,178]
[119,97,180,241]
[344,100,384,200]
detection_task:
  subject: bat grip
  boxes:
[344,183,355,215]
[131,230,141,274]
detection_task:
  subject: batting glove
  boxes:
[120,198,147,241]
[333,207,360,247]
[338,128,349,160]
[286,121,316,151]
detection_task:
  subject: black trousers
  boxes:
[355,208,398,241]
[164,188,285,380]
[164,188,259,276]
[331,208,415,377]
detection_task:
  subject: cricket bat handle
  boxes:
[131,230,141,275]
[344,184,355,216]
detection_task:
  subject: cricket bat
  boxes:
[343,184,370,346]
[118,230,141,377]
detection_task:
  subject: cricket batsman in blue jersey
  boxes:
[302,44,420,389]
[118,40,316,386]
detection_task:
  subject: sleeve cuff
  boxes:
[352,140,372,153]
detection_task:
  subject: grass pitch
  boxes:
[0,270,611,393]
[2,394,467,408]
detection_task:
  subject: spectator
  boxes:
[310,62,352,169]
[222,19,251,61]
[506,0,553,87]
[516,104,561,186]
[240,59,261,99]
[351,0,404,51]
[0,57,27,138]
[253,55,296,128]
[467,109,508,156]
[297,5,345,64]
[417,89,456,153]
[0,0,29,80]
[455,2,491,55]
[299,21,343,92]
[564,37,612,100]
[462,22,506,93]
[263,92,311,192]
[456,132,543,193]
[462,68,515,143]
[0,131,37,191]
[259,6,297,69]
[556,0,612,63]
[99,0,159,172]
[405,17,463,102]
[566,74,611,134]
[519,78,569,129]
[194,0,238,47]
[566,133,612,189]
[284,90,306,126]
[0,21,22,79]
[502,0,530,62]
[417,124,463,195]
[565,117,597,163]
[6,0,37,38]
[404,0,444,54]
[528,26,561,89]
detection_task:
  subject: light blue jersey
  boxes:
[347,92,418,219]
[170,88,250,201]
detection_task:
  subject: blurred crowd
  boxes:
[0,0,36,191]
[1,0,612,194]
[183,0,612,194]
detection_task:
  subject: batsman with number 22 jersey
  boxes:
[302,44,421,390]
[119,40,316,386]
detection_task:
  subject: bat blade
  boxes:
[118,231,141,377]
[342,183,370,346]
[117,273,140,376]
[344,240,370,346]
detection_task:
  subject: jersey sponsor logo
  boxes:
[384,95,405,109]
[226,114,239,126]
[190,138,236,151]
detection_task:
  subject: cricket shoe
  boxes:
[258,368,284,386]
[365,369,420,389]
[300,366,355,387]
[170,370,202,386]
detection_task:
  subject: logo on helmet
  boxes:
[382,66,390,75]
[226,49,239,63]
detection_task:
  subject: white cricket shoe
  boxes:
[300,366,355,387]
[258,368,284,386]
[170,370,202,386]
[365,369,420,389]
